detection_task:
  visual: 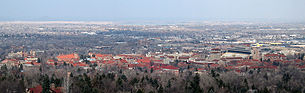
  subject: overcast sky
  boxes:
[1,0,305,22]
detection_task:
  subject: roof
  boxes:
[197,68,206,71]
[128,63,150,68]
[249,66,278,69]
[25,62,41,66]
[28,85,42,93]
[224,57,243,59]
[28,85,63,93]
[57,53,78,59]
[102,60,116,64]
[118,59,128,63]
[161,65,179,70]
[210,64,220,67]
[178,56,190,60]
[264,54,286,57]
[51,87,63,93]
[95,54,112,58]
[73,62,88,67]
[210,51,221,53]
[298,65,305,69]
[294,59,303,63]
[166,56,175,58]
[48,59,55,62]
[150,66,162,70]
[137,58,151,63]
[178,62,188,67]
[236,62,255,66]
[211,48,221,51]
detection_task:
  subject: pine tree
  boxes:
[137,89,144,93]
[166,80,171,88]
[151,68,154,73]
[37,58,41,63]
[42,75,50,93]
[116,77,123,87]
[191,74,203,93]
[121,74,127,82]
[158,85,164,93]
[70,72,73,77]
[19,64,23,71]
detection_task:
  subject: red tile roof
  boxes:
[197,68,206,71]
[195,59,206,61]
[51,87,63,93]
[211,48,221,51]
[48,59,55,62]
[264,54,286,57]
[178,56,190,60]
[128,63,150,68]
[161,65,179,70]
[137,58,151,63]
[298,65,305,69]
[178,62,188,67]
[210,64,219,67]
[57,53,78,59]
[73,62,88,67]
[150,66,162,70]
[95,54,112,58]
[28,85,63,93]
[210,51,221,53]
[224,57,243,59]
[28,85,42,93]
[118,59,128,63]
[294,59,303,63]
[249,66,277,69]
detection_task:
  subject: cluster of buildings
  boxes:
[2,41,305,75]
[0,51,41,68]
[1,22,305,74]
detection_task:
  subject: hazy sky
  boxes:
[1,0,305,22]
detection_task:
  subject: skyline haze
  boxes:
[0,0,305,22]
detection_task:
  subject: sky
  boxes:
[0,0,305,22]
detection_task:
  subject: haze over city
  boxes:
[1,0,305,93]
[1,0,305,22]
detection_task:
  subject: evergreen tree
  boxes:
[116,77,123,87]
[130,78,139,86]
[208,87,214,93]
[70,72,73,77]
[37,58,41,63]
[19,64,23,71]
[121,74,127,82]
[42,75,50,93]
[282,73,291,83]
[151,68,154,73]
[166,80,171,88]
[191,74,203,93]
[211,70,217,77]
[158,85,163,93]
[244,78,249,89]
[137,89,144,93]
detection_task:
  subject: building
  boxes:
[56,53,79,62]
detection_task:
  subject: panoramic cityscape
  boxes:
[1,0,305,93]
[0,21,304,93]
